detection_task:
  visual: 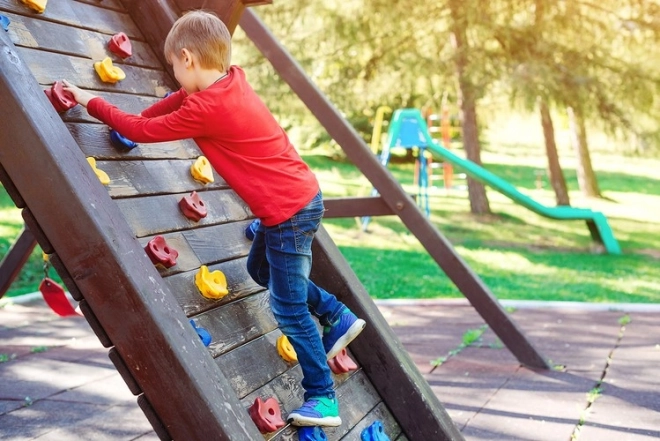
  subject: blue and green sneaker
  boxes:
[287,396,341,427]
[322,308,366,360]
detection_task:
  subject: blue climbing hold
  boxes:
[361,420,390,441]
[110,129,138,150]
[245,219,260,241]
[189,319,212,347]
[0,14,10,32]
[297,426,327,441]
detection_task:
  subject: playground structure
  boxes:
[0,0,553,439]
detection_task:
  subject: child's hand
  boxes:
[62,80,97,107]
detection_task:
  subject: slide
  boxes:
[388,109,621,254]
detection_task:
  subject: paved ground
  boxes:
[1,297,659,440]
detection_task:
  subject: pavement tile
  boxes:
[52,373,137,406]
[579,394,660,441]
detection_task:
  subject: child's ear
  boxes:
[181,48,193,68]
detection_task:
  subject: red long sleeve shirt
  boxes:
[87,66,319,226]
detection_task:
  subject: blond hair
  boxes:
[164,10,231,71]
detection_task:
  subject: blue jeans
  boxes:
[246,191,346,400]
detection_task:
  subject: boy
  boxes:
[63,10,365,427]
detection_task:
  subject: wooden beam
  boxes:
[0,227,37,299]
[174,0,271,34]
[323,196,399,218]
[239,9,549,370]
[0,24,261,440]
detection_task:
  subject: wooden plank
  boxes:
[66,123,199,159]
[60,92,164,123]
[115,189,251,237]
[240,9,548,372]
[0,25,262,439]
[5,12,162,69]
[18,47,176,95]
[0,0,143,39]
[75,0,125,13]
[341,402,402,441]
[95,160,227,198]
[163,256,263,316]
[176,0,272,34]
[0,227,37,299]
[323,196,398,218]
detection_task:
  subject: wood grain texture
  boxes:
[60,92,165,123]
[5,12,161,68]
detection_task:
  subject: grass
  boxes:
[1,114,659,304]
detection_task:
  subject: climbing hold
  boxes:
[110,129,138,150]
[144,235,178,268]
[20,0,47,14]
[44,81,77,113]
[178,191,208,222]
[248,397,286,434]
[0,14,10,32]
[94,57,126,83]
[245,219,260,241]
[189,319,212,347]
[361,420,390,441]
[39,278,80,317]
[190,156,214,184]
[327,348,358,375]
[298,426,328,441]
[86,157,110,185]
[276,335,298,363]
[108,32,132,58]
[194,265,228,299]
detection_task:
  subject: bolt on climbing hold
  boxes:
[327,348,358,375]
[0,15,10,32]
[190,156,214,184]
[108,32,132,58]
[189,319,212,347]
[110,129,137,150]
[361,420,390,441]
[144,235,178,268]
[86,157,110,185]
[44,81,77,113]
[20,0,47,14]
[179,191,208,221]
[276,334,298,363]
[298,426,328,441]
[94,57,126,84]
[194,265,228,299]
[248,397,286,434]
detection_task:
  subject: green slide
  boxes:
[389,109,621,254]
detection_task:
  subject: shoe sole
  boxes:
[326,319,366,360]
[287,414,342,427]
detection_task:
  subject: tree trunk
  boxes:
[567,106,601,197]
[449,0,491,215]
[539,100,571,206]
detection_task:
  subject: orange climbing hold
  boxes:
[194,265,228,299]
[94,57,126,83]
[190,156,214,184]
[21,0,47,14]
[86,157,110,185]
[108,32,132,58]
[276,334,298,362]
[248,397,286,434]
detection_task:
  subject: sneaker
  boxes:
[322,309,366,360]
[287,396,342,427]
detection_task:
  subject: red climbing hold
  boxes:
[39,278,80,317]
[248,397,286,434]
[144,235,179,268]
[179,191,208,221]
[328,348,358,374]
[44,81,77,113]
[108,32,132,58]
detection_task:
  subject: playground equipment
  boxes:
[108,32,132,59]
[388,109,621,254]
[0,0,555,439]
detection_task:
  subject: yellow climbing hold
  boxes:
[94,57,126,84]
[195,265,228,299]
[21,0,47,14]
[191,156,214,184]
[276,335,298,363]
[86,157,110,185]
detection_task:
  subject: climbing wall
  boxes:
[0,1,460,440]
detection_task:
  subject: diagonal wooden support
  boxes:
[240,9,549,369]
[0,227,37,299]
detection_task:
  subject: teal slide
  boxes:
[388,109,621,254]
